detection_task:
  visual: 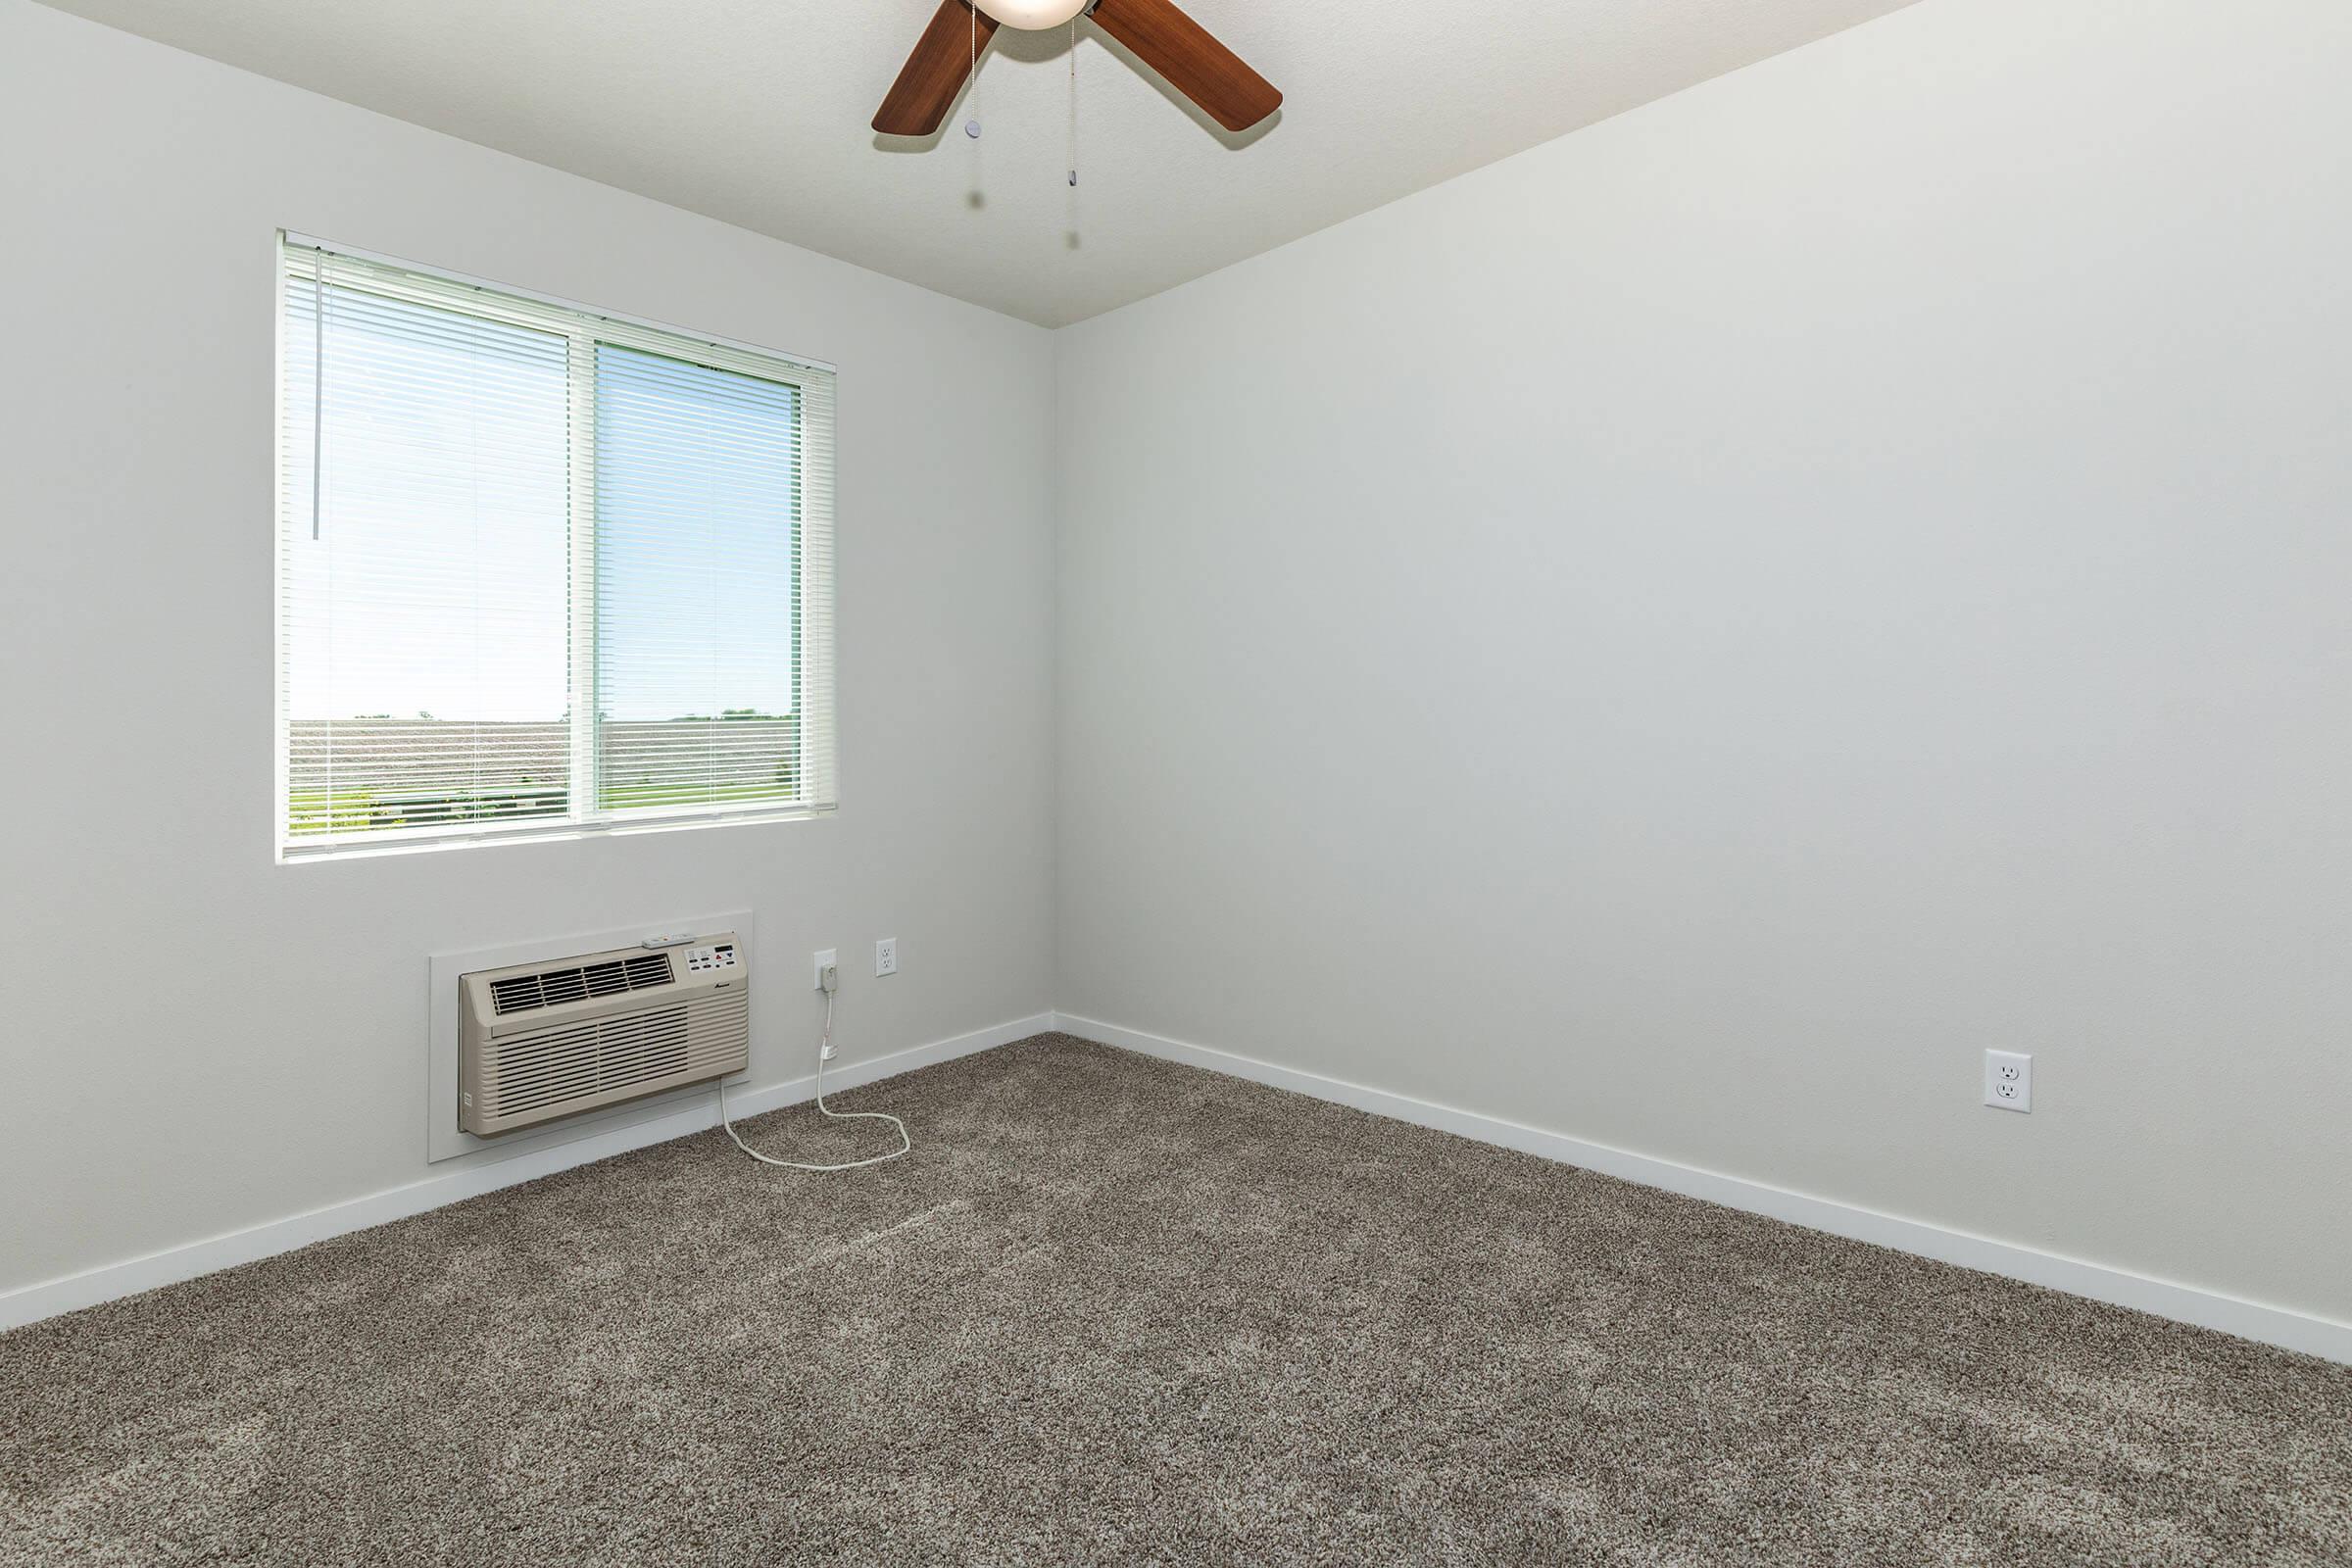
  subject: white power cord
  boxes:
[716,967,910,1172]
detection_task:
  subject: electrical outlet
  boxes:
[1984,1050,2033,1113]
[812,948,837,991]
[875,937,899,977]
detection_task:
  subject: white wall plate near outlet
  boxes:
[1984,1049,2033,1113]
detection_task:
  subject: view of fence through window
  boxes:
[278,242,828,851]
[283,715,801,837]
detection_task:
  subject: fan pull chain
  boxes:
[964,1,981,138]
[1067,18,1079,187]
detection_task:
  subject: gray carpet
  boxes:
[3,1034,2346,1566]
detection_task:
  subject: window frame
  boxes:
[273,232,838,862]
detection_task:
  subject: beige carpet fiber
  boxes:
[4,1033,2347,1566]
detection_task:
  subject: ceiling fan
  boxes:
[873,0,1282,138]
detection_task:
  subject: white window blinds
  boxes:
[276,237,836,858]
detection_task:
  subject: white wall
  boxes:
[0,0,1057,1296]
[1056,0,2352,1325]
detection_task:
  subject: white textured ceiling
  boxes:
[36,0,1921,326]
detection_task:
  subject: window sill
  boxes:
[276,803,833,865]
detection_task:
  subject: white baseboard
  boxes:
[0,1011,1054,1335]
[1053,1011,2352,1366]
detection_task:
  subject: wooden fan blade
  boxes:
[1089,0,1281,132]
[873,0,999,136]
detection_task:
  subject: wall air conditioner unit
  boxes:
[459,935,748,1137]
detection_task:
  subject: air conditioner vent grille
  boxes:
[482,1005,693,1118]
[466,989,751,1132]
[489,951,676,1015]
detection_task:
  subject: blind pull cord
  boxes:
[311,253,325,541]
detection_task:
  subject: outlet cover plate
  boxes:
[1984,1049,2033,1113]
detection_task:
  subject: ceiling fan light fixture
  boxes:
[978,0,1091,30]
[875,0,1279,138]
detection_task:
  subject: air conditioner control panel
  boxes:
[684,942,739,974]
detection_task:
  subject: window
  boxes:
[275,237,836,858]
